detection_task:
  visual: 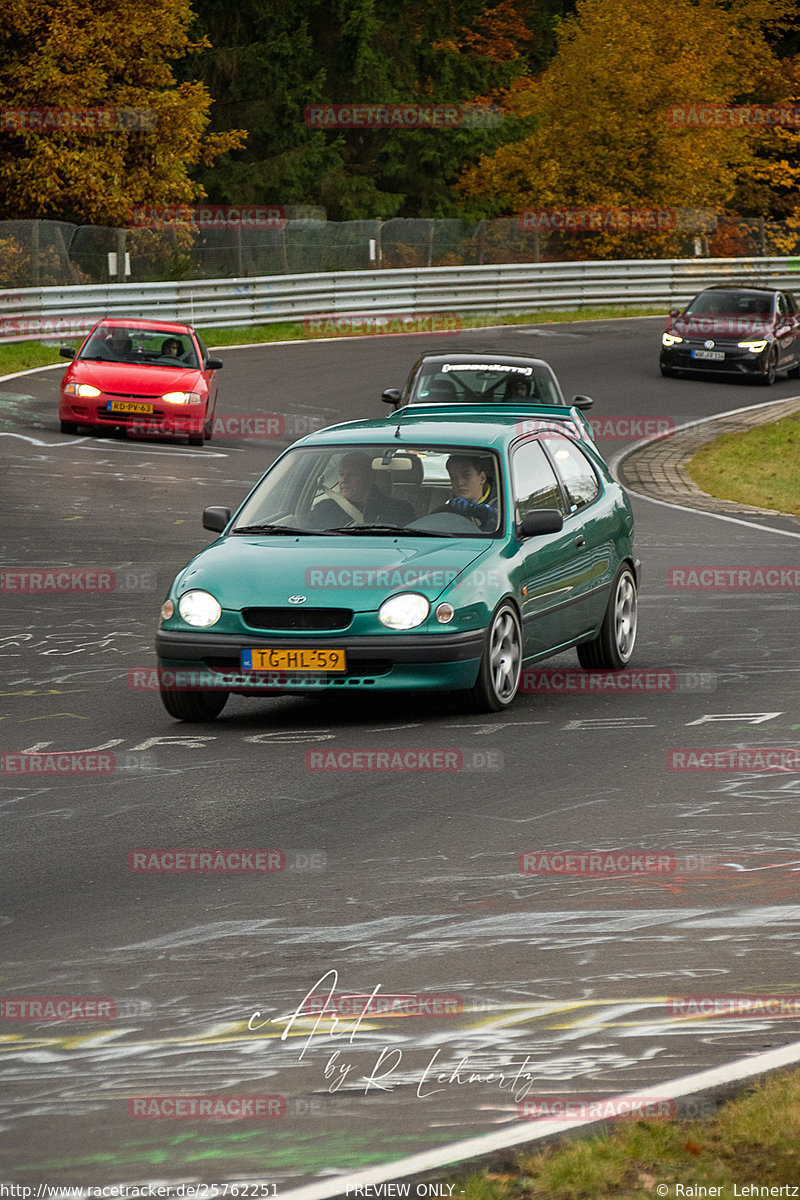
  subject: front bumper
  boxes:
[60,395,205,434]
[660,342,770,376]
[155,627,486,693]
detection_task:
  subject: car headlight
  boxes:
[378,592,430,630]
[177,589,221,627]
[64,382,101,397]
[162,391,202,405]
[662,333,683,347]
[737,339,767,352]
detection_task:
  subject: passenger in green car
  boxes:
[312,451,415,527]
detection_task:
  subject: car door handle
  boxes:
[575,535,586,548]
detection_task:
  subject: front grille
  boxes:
[96,409,165,422]
[242,607,353,631]
[202,656,391,678]
[104,391,160,399]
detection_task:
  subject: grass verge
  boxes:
[686,412,800,517]
[0,305,661,377]
[433,1069,800,1199]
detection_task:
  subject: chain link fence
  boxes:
[1,212,799,290]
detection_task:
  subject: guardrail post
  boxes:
[30,221,40,288]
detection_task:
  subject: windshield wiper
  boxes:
[232,523,341,536]
[326,523,464,538]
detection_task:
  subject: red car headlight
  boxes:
[64,382,101,397]
[162,391,202,405]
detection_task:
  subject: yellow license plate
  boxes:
[107,401,154,414]
[242,648,346,672]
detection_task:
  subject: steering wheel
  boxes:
[317,486,363,524]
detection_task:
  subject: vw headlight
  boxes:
[162,391,202,405]
[378,592,430,630]
[177,589,221,627]
[737,339,767,352]
[64,382,101,397]
[662,333,683,347]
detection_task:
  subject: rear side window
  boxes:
[543,434,600,511]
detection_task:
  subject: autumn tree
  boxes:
[0,0,245,224]
[459,0,800,256]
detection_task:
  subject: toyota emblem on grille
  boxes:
[288,595,307,605]
[704,339,715,349]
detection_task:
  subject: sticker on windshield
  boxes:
[440,363,533,375]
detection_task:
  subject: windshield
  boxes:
[408,362,563,406]
[79,323,200,368]
[231,444,503,537]
[685,291,774,318]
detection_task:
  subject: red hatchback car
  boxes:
[59,318,222,445]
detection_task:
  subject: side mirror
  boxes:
[59,346,75,359]
[571,395,594,411]
[203,506,231,533]
[381,388,402,406]
[519,508,564,538]
[206,357,223,371]
[668,308,681,318]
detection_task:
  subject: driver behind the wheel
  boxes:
[444,455,499,531]
[312,451,415,527]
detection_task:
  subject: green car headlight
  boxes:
[378,592,430,630]
[178,589,221,627]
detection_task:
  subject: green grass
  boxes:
[0,305,661,377]
[433,1069,800,1199]
[686,413,800,516]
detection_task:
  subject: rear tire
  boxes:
[577,565,638,670]
[465,602,522,712]
[159,686,228,721]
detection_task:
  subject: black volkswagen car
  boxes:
[381,350,594,411]
[660,286,800,385]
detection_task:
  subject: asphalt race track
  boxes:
[2,317,800,1190]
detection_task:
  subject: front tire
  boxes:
[758,347,778,386]
[577,565,638,670]
[466,602,522,712]
[159,686,228,721]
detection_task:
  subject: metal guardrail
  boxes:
[1,257,799,343]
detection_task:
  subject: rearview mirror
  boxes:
[203,506,231,533]
[668,308,681,318]
[571,395,593,411]
[519,508,564,537]
[206,357,223,370]
[59,346,75,359]
[381,388,402,406]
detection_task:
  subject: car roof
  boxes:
[695,285,783,296]
[297,403,584,451]
[411,350,557,371]
[93,317,195,334]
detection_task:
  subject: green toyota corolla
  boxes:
[155,401,639,720]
